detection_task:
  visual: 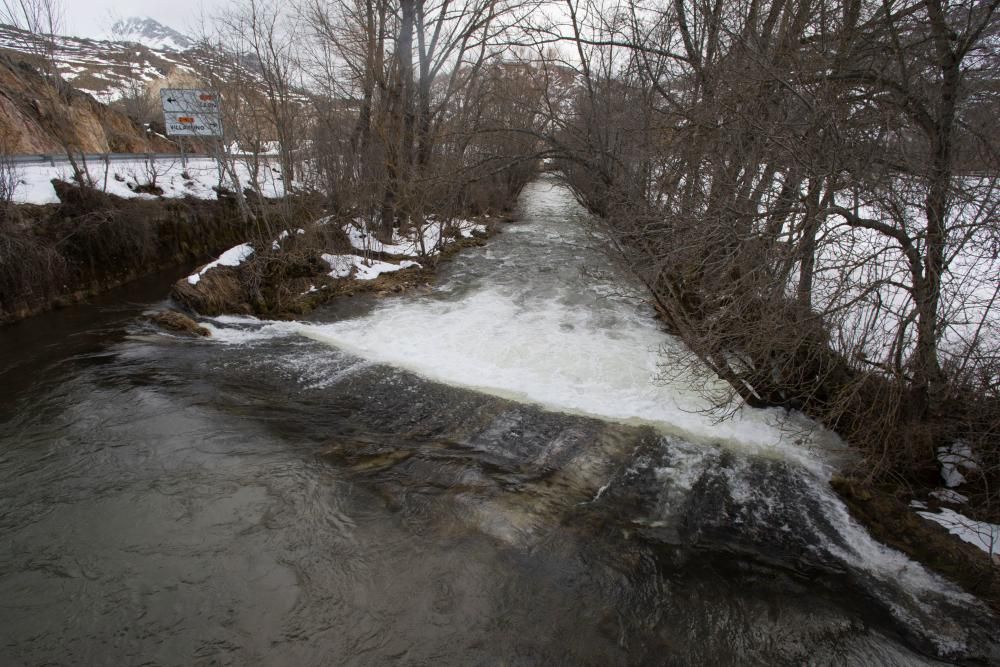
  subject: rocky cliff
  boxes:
[0,52,174,154]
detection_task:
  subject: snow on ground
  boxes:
[916,507,1000,557]
[930,488,970,504]
[227,142,281,156]
[321,253,421,280]
[938,442,979,488]
[346,217,487,257]
[180,211,437,291]
[272,228,305,250]
[9,156,287,205]
[810,178,1000,372]
[187,244,254,285]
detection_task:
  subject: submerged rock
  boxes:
[148,309,211,337]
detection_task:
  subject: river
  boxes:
[1,176,996,665]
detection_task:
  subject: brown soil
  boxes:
[0,51,175,154]
[831,476,1000,615]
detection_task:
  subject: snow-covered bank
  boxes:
[341,216,488,257]
[171,208,497,319]
[9,156,287,204]
[187,244,254,285]
[912,505,1000,558]
[321,253,421,280]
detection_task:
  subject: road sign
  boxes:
[160,89,223,137]
[165,113,223,137]
[160,89,221,113]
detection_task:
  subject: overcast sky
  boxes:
[64,0,218,39]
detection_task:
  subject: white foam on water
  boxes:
[201,180,841,472]
[201,317,301,345]
[296,290,834,472]
[290,177,840,472]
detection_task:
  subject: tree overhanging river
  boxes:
[1,176,997,665]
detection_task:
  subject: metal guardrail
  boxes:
[8,153,212,166]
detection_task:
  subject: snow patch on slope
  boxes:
[187,244,254,285]
[917,508,1000,557]
[321,253,421,280]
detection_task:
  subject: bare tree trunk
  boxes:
[379,0,415,241]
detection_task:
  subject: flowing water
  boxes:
[1,176,997,665]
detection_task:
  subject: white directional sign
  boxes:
[160,89,221,113]
[164,113,223,137]
[160,89,223,137]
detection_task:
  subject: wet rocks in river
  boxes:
[148,309,211,337]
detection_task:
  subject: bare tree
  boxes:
[0,0,62,71]
[304,0,533,230]
[216,0,303,187]
[0,139,20,208]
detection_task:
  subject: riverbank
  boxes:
[168,214,506,321]
[832,477,1000,614]
[0,184,286,324]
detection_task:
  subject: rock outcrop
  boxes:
[0,52,174,154]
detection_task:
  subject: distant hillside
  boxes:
[0,18,313,156]
[0,20,199,104]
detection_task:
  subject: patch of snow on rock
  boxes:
[321,254,420,280]
[916,507,1000,557]
[938,441,978,488]
[187,244,254,285]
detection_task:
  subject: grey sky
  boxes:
[63,0,220,39]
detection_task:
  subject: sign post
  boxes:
[160,88,227,193]
[160,89,223,139]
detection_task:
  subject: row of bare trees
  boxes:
[543,0,999,487]
[167,0,548,239]
[300,0,548,238]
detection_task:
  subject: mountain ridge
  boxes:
[0,20,200,104]
[108,17,194,53]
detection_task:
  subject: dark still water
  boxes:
[1,178,996,665]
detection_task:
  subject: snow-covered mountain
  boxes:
[109,17,194,52]
[0,20,200,103]
[0,17,302,142]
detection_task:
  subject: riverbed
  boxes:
[1,176,996,665]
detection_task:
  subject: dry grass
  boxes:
[0,183,267,323]
[0,217,67,318]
